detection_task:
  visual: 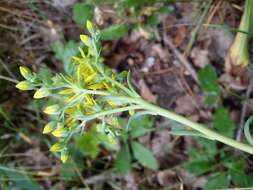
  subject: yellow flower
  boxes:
[19,66,32,80]
[43,121,57,134]
[78,47,85,58]
[65,117,76,128]
[76,61,96,83]
[52,123,66,137]
[108,134,117,145]
[58,88,75,95]
[85,95,96,105]
[72,56,83,63]
[86,20,94,33]
[16,81,34,90]
[50,143,62,152]
[64,94,80,105]
[88,47,95,56]
[129,110,135,116]
[61,150,69,163]
[87,83,104,90]
[33,87,50,99]
[103,82,111,90]
[85,73,96,84]
[80,35,91,47]
[43,105,60,115]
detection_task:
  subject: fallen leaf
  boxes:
[175,95,197,116]
[190,47,210,68]
[138,79,157,103]
[174,26,187,47]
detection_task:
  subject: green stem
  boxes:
[228,0,253,67]
[121,97,253,154]
[102,74,137,97]
[0,75,19,84]
[76,105,143,122]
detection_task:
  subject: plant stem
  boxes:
[76,105,143,122]
[226,0,253,74]
[127,98,253,154]
[0,75,19,84]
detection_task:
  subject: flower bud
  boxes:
[80,35,91,47]
[58,88,75,95]
[52,123,66,137]
[19,66,33,81]
[61,149,69,163]
[107,134,117,145]
[43,121,57,134]
[129,110,135,116]
[50,143,62,152]
[43,105,60,115]
[86,20,94,33]
[16,81,34,90]
[33,87,50,99]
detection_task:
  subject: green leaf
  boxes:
[101,24,128,40]
[115,144,131,175]
[170,129,212,139]
[131,126,152,138]
[125,0,155,8]
[184,138,217,176]
[184,159,214,176]
[198,138,217,155]
[204,173,229,190]
[75,130,100,159]
[0,165,42,190]
[204,94,218,106]
[213,106,236,137]
[129,115,154,138]
[225,159,253,187]
[52,41,79,75]
[231,172,253,187]
[129,115,153,129]
[36,65,53,86]
[72,3,93,25]
[132,142,158,170]
[60,161,78,180]
[147,13,159,27]
[169,122,215,140]
[75,126,115,158]
[198,64,220,97]
[158,6,175,14]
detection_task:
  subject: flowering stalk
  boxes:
[16,21,253,162]
[226,0,253,76]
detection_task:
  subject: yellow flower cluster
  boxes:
[16,21,125,163]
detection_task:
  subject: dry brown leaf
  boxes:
[138,79,157,103]
[174,26,187,47]
[190,47,210,68]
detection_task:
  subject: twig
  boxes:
[162,33,199,84]
[185,0,213,55]
[0,75,19,84]
[73,163,90,189]
[0,58,17,79]
[236,73,253,141]
[84,172,120,185]
[0,23,18,31]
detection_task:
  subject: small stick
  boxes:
[185,0,213,55]
[84,172,120,185]
[0,75,19,84]
[236,73,253,141]
[163,33,199,84]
